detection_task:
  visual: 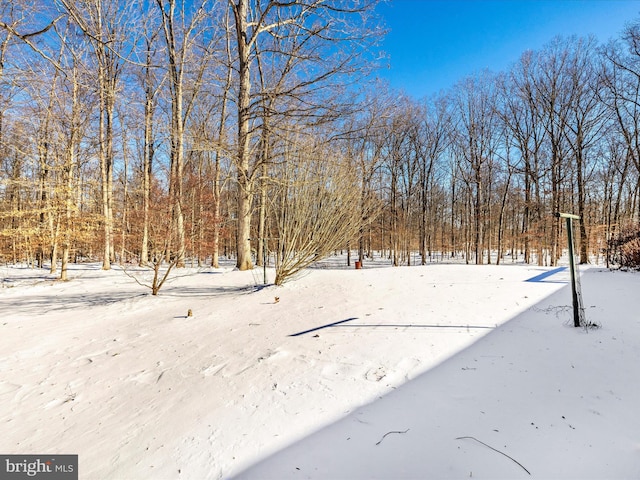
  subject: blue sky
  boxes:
[376,0,640,98]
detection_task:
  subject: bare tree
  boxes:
[155,0,214,267]
[134,8,164,266]
[499,52,547,264]
[533,37,575,265]
[601,22,640,225]
[415,95,451,264]
[58,0,135,270]
[452,71,500,264]
[379,99,412,266]
[560,37,608,263]
[57,36,91,280]
[227,0,382,271]
[342,88,392,266]
[210,6,235,269]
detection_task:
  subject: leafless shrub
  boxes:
[122,251,179,296]
[607,225,640,270]
[271,141,379,285]
[121,219,180,295]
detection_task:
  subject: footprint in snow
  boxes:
[365,367,387,382]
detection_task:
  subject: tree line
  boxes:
[1,1,639,283]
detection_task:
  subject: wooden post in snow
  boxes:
[555,212,584,327]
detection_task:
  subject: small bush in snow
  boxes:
[607,225,640,270]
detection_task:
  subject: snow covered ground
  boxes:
[1,258,638,479]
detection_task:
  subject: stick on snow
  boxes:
[455,436,531,475]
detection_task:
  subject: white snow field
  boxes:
[1,260,638,479]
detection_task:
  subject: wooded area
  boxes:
[1,1,640,283]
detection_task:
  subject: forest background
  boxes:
[1,0,640,284]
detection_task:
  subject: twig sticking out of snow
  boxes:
[455,436,531,475]
[532,305,572,318]
[375,429,409,446]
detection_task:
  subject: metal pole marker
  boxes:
[555,212,586,327]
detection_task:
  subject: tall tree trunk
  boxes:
[211,152,222,268]
[474,170,483,265]
[576,147,589,263]
[496,169,512,265]
[256,118,270,267]
[141,43,155,266]
[121,126,129,263]
[159,0,187,267]
[62,72,80,281]
[99,63,113,270]
[233,0,254,270]
[550,142,561,266]
[522,157,531,264]
[211,11,233,269]
[391,165,399,267]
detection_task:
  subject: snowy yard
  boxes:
[1,260,639,479]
